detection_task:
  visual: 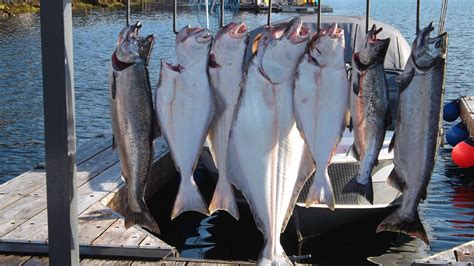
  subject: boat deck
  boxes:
[460,96,474,137]
[0,133,176,260]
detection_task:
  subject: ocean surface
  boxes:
[0,0,472,264]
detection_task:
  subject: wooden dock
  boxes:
[0,134,176,260]
[460,96,474,137]
[414,240,473,265]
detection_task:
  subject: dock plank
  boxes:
[139,235,172,249]
[92,219,147,247]
[80,259,132,265]
[23,256,49,266]
[0,218,27,236]
[0,254,30,265]
[2,211,48,241]
[0,186,46,220]
[76,133,112,164]
[460,96,474,137]
[78,203,119,245]
[418,240,474,263]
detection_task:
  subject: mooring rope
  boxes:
[439,0,448,34]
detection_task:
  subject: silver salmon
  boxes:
[342,24,391,204]
[377,23,448,244]
[155,26,215,219]
[227,17,310,265]
[294,23,349,209]
[207,22,248,220]
[109,22,159,233]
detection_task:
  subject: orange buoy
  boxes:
[452,138,474,168]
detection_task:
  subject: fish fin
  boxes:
[387,168,404,192]
[209,177,239,220]
[124,202,160,234]
[348,117,353,132]
[352,74,360,95]
[396,61,415,93]
[389,132,396,153]
[385,107,393,130]
[171,176,209,220]
[257,249,291,266]
[110,70,117,100]
[153,122,161,140]
[421,189,428,201]
[375,159,379,166]
[112,134,117,150]
[305,168,336,210]
[376,208,429,245]
[342,175,374,204]
[282,147,315,232]
[252,33,262,54]
[347,144,360,161]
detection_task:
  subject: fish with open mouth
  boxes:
[227,17,311,265]
[342,24,391,204]
[155,25,215,219]
[109,21,160,233]
[207,22,248,220]
[377,23,448,244]
[294,23,349,210]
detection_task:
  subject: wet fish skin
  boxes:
[109,22,159,233]
[155,25,215,219]
[377,23,448,244]
[342,24,391,204]
[294,23,349,210]
[207,22,248,220]
[227,17,310,265]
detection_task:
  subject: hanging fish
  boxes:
[155,25,216,219]
[227,17,311,264]
[207,22,249,220]
[294,23,349,210]
[342,24,391,204]
[109,22,159,233]
[377,23,448,244]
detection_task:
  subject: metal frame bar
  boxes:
[39,0,79,264]
[0,241,177,260]
[365,0,370,33]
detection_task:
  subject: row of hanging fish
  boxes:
[108,17,447,264]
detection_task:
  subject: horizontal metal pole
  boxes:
[0,241,177,260]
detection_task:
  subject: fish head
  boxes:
[209,22,248,68]
[114,21,155,66]
[411,22,448,69]
[176,25,212,67]
[357,24,390,66]
[257,17,310,83]
[309,23,345,66]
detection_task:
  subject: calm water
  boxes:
[0,0,473,264]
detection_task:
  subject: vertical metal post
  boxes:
[205,0,210,29]
[126,0,131,26]
[365,0,370,33]
[220,0,225,27]
[267,0,272,26]
[173,0,177,34]
[39,0,79,264]
[317,0,322,32]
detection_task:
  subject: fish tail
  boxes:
[305,168,335,210]
[124,202,160,234]
[342,174,374,204]
[171,176,209,220]
[258,241,291,266]
[376,208,429,245]
[208,176,240,220]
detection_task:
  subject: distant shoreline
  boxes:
[0,0,142,18]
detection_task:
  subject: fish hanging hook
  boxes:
[220,0,225,28]
[173,0,178,34]
[365,0,370,33]
[317,0,322,32]
[267,0,272,26]
[126,0,131,26]
[439,0,448,34]
[416,0,420,33]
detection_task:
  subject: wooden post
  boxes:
[39,0,79,264]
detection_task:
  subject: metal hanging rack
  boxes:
[126,0,131,26]
[317,0,322,32]
[365,0,370,33]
